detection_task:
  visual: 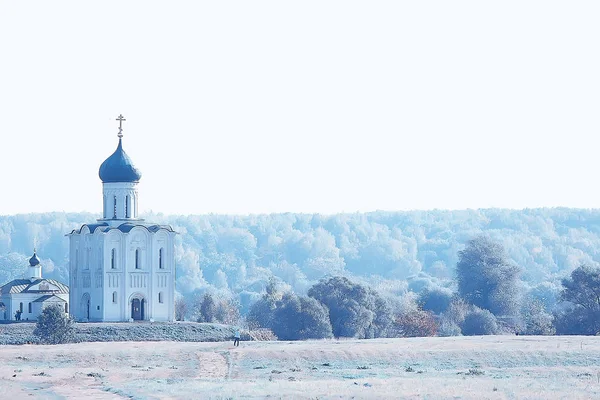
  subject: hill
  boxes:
[2,208,600,312]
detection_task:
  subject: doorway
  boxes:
[131,298,145,320]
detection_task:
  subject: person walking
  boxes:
[233,328,241,347]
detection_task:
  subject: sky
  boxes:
[0,1,599,216]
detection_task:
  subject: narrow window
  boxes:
[111,248,116,269]
[158,292,164,303]
[159,248,164,269]
[65,303,68,313]
[85,248,90,270]
[19,302,23,312]
[135,249,140,269]
[28,303,32,313]
[125,195,130,218]
[113,291,117,303]
[113,196,117,218]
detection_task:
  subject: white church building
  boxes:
[68,116,176,322]
[0,251,69,321]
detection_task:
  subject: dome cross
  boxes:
[116,114,126,138]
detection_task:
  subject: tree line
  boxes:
[178,235,600,338]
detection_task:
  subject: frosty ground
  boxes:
[2,335,600,399]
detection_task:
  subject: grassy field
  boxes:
[1,335,600,399]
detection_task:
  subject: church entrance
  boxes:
[131,298,145,320]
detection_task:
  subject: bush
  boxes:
[461,307,499,336]
[33,304,74,344]
[393,310,438,337]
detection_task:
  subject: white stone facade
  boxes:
[68,224,175,322]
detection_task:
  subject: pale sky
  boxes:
[0,1,599,216]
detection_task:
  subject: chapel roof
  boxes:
[98,138,142,183]
[33,294,67,303]
[1,278,69,295]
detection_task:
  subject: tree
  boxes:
[456,236,521,316]
[521,299,555,335]
[33,304,74,344]
[272,293,333,340]
[419,287,453,315]
[175,298,187,321]
[198,293,217,323]
[247,288,333,340]
[308,276,392,339]
[556,265,600,334]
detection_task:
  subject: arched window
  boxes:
[19,302,23,312]
[111,248,116,269]
[135,249,141,269]
[113,196,117,219]
[158,292,164,304]
[112,292,117,303]
[65,303,68,313]
[28,303,32,313]
[125,195,130,218]
[159,248,164,269]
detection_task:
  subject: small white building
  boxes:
[0,252,69,321]
[67,116,176,322]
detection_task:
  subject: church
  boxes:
[0,251,69,321]
[68,116,176,322]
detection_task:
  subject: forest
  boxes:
[1,207,600,335]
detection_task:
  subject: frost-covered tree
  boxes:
[555,265,600,335]
[198,293,217,323]
[272,293,333,340]
[419,287,453,315]
[456,236,521,316]
[33,304,74,344]
[308,276,392,338]
[521,299,555,335]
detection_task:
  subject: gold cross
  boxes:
[116,114,126,138]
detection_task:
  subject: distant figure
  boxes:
[233,329,241,347]
[15,310,22,321]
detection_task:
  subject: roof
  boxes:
[33,295,67,303]
[98,138,142,183]
[1,279,69,295]
[71,222,176,235]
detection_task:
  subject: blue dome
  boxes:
[29,252,40,266]
[99,139,142,183]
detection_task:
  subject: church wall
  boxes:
[70,231,105,321]
[152,231,175,321]
[103,230,125,321]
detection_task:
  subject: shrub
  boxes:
[33,304,74,344]
[461,307,498,336]
[393,310,438,337]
